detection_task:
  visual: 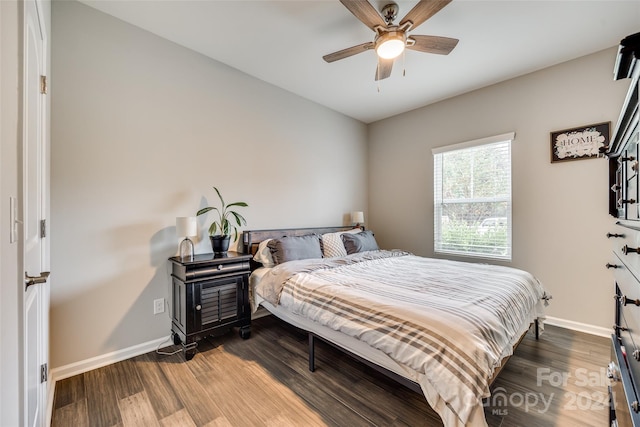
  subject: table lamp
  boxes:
[176,217,197,261]
[351,211,364,229]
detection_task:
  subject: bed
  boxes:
[242,226,549,427]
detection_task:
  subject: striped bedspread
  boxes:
[255,250,547,427]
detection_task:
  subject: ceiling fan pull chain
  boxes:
[403,49,406,77]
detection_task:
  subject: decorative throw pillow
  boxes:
[321,228,362,258]
[341,230,379,255]
[253,239,275,268]
[267,234,323,265]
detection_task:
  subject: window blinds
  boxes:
[433,134,513,260]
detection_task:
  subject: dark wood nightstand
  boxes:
[169,251,252,360]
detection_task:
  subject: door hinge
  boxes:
[40,75,47,95]
[40,363,47,383]
[40,219,46,238]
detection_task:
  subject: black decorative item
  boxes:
[210,235,231,255]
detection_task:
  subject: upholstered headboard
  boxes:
[242,226,355,256]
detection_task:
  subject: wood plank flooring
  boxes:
[52,316,611,427]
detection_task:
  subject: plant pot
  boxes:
[210,235,231,254]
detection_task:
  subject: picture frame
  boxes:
[550,122,610,163]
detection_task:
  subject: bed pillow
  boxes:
[267,234,323,265]
[321,228,362,258]
[253,239,275,268]
[341,230,379,255]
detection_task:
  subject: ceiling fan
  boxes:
[323,0,459,81]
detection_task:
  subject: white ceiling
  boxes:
[78,0,640,123]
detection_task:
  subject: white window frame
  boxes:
[433,132,515,261]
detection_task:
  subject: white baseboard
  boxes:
[49,334,171,383]
[544,316,611,338]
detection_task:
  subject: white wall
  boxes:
[368,47,629,329]
[50,1,367,369]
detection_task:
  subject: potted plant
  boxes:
[196,187,248,254]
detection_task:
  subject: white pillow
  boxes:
[322,228,362,258]
[253,239,275,268]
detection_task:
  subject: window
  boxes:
[433,133,514,260]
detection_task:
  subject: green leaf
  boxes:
[198,187,247,236]
[230,211,247,226]
[213,187,225,207]
[227,202,248,208]
[209,222,218,235]
[196,207,216,216]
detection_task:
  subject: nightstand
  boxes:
[169,251,252,360]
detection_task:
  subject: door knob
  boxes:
[25,271,50,289]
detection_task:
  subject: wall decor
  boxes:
[550,122,610,163]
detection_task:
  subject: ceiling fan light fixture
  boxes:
[375,31,406,59]
[323,0,457,81]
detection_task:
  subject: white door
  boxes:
[23,0,48,426]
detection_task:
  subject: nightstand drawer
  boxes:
[171,256,250,282]
[182,260,249,281]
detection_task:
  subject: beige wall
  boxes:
[50,1,367,369]
[368,47,629,329]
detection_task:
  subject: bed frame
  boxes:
[242,226,538,395]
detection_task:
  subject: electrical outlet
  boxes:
[154,298,165,315]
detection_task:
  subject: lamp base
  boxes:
[179,237,194,261]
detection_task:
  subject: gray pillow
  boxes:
[341,230,379,254]
[267,234,323,265]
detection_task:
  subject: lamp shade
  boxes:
[351,211,364,224]
[176,217,197,237]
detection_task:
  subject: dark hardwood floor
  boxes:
[52,316,610,427]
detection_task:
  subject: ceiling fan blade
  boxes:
[407,35,459,55]
[399,0,452,30]
[323,42,374,63]
[375,58,393,81]
[339,0,386,31]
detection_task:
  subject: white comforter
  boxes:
[255,250,547,427]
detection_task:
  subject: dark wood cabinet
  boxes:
[608,32,640,220]
[606,32,640,427]
[169,251,252,360]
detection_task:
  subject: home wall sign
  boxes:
[550,122,610,163]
